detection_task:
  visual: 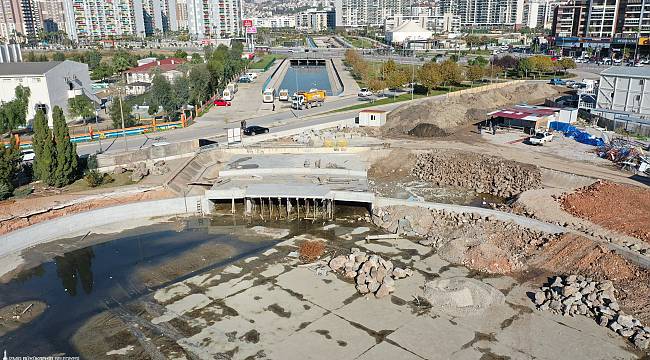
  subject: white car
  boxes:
[358,88,373,97]
[21,149,35,162]
[246,72,258,80]
[528,132,554,145]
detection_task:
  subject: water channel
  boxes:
[278,65,333,95]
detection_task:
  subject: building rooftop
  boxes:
[390,20,430,34]
[125,58,187,74]
[488,105,559,121]
[0,61,62,76]
[600,66,650,78]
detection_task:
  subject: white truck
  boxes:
[528,131,554,145]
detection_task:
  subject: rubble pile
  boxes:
[412,150,541,198]
[534,275,649,350]
[151,160,171,176]
[329,249,413,298]
[424,277,505,317]
[130,163,150,182]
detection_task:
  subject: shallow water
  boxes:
[0,218,282,356]
[279,66,333,95]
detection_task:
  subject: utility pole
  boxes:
[410,39,415,101]
[119,87,128,151]
[95,108,102,153]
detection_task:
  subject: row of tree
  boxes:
[32,108,79,187]
[491,55,576,77]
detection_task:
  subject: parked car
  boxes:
[564,80,577,87]
[246,72,258,80]
[549,78,566,85]
[358,88,373,97]
[214,99,231,106]
[238,76,252,83]
[243,125,269,136]
[528,131,554,145]
[21,149,35,162]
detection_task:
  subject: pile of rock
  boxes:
[328,249,412,299]
[534,275,649,350]
[411,150,541,198]
[151,160,171,176]
[130,162,149,182]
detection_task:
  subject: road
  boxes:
[75,95,390,156]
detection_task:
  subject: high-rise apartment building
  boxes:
[523,0,558,29]
[296,8,335,31]
[141,0,177,35]
[552,0,650,37]
[186,0,242,39]
[1,0,40,39]
[334,0,409,27]
[438,0,524,27]
[64,0,144,40]
[36,0,66,32]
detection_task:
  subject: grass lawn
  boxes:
[65,171,136,192]
[249,54,280,70]
[345,36,375,49]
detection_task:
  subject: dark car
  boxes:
[243,125,269,136]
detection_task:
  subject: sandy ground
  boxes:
[0,301,47,337]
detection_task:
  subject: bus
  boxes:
[263,88,276,103]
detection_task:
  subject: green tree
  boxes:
[150,75,175,114]
[418,62,442,95]
[109,98,135,129]
[174,49,188,59]
[188,64,212,105]
[53,52,66,61]
[148,102,159,116]
[173,75,190,109]
[517,58,534,77]
[0,85,31,135]
[468,56,488,67]
[52,106,78,187]
[91,62,114,81]
[85,50,102,69]
[32,110,56,185]
[466,65,485,83]
[190,53,203,64]
[558,58,576,72]
[439,60,463,87]
[67,95,94,123]
[111,50,136,73]
[0,137,21,199]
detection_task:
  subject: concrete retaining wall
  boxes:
[0,196,210,258]
[265,59,290,93]
[97,139,199,170]
[219,168,366,178]
[374,197,565,234]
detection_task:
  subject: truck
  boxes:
[549,78,566,86]
[291,90,326,110]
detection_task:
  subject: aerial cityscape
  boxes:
[0,0,649,358]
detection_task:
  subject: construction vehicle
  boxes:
[291,89,326,110]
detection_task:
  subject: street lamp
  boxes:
[95,108,102,153]
[118,87,128,151]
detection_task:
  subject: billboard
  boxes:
[243,19,253,27]
[640,37,650,46]
[246,26,257,34]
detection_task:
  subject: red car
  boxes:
[214,99,231,106]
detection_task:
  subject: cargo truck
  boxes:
[291,90,326,110]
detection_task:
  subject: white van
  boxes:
[263,88,276,103]
[227,83,238,94]
[223,88,234,101]
[279,89,289,101]
[246,72,258,80]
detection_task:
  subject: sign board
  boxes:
[227,128,241,144]
[640,37,650,46]
[243,19,253,27]
[246,26,257,34]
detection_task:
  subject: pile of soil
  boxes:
[560,181,650,243]
[383,82,560,137]
[367,149,417,182]
[412,149,541,198]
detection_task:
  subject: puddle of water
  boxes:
[279,66,333,95]
[373,180,506,208]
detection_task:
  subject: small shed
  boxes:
[357,110,387,127]
[487,105,560,134]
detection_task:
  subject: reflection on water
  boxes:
[279,66,333,95]
[55,248,95,297]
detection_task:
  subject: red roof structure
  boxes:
[125,58,187,74]
[488,105,559,121]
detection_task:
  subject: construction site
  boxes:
[0,79,649,359]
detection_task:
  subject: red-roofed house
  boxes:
[487,105,560,133]
[125,58,187,95]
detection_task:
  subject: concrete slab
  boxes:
[412,254,450,274]
[152,293,212,324]
[494,312,637,360]
[391,270,427,302]
[266,313,376,360]
[154,282,192,303]
[275,267,357,311]
[205,275,255,300]
[355,341,423,360]
[260,263,286,278]
[387,316,476,360]
[333,296,417,332]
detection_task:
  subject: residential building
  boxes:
[64,0,145,40]
[523,0,558,29]
[334,0,408,27]
[175,0,188,29]
[296,9,335,31]
[0,0,22,40]
[124,57,187,95]
[596,66,650,116]
[385,13,461,34]
[36,0,66,33]
[252,15,296,28]
[438,0,524,28]
[141,0,178,35]
[186,0,242,39]
[0,43,22,62]
[0,60,97,127]
[551,0,650,38]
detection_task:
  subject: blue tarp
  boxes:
[549,121,605,147]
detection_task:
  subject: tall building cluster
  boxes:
[552,0,650,38]
[0,0,242,41]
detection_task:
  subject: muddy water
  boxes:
[0,207,372,357]
[372,179,506,207]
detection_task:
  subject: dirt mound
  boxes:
[383,82,560,137]
[412,149,541,198]
[367,148,417,181]
[423,277,505,317]
[560,181,650,243]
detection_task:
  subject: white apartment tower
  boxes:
[187,0,242,39]
[439,0,524,27]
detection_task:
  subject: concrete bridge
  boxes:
[289,58,327,66]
